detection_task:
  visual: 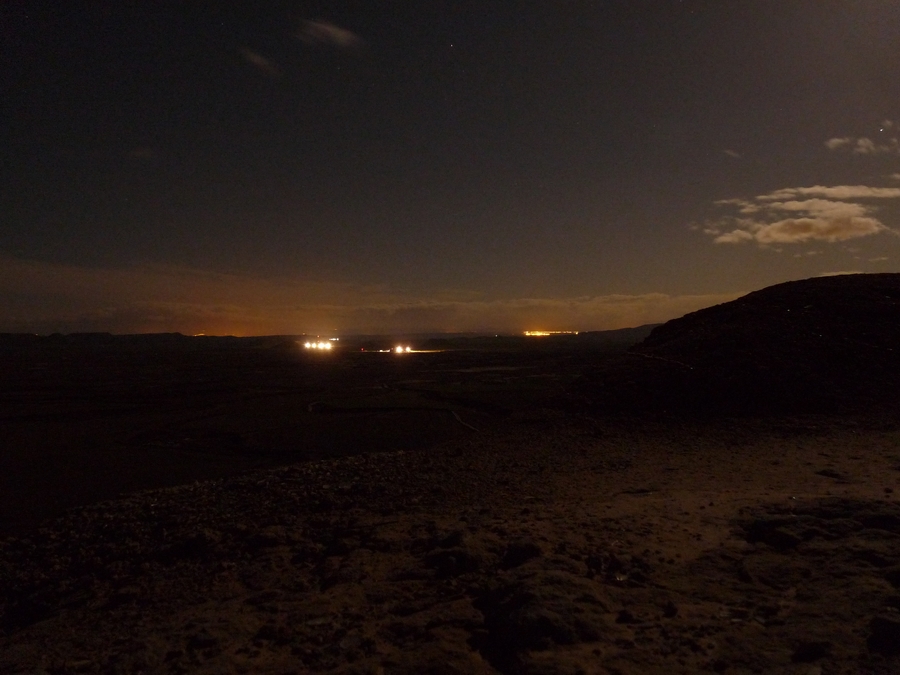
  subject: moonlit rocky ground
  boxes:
[2,414,900,674]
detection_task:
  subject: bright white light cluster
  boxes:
[304,341,333,350]
[395,345,412,353]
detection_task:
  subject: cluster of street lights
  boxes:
[302,339,423,354]
[303,340,333,350]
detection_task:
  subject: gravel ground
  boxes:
[3,411,900,674]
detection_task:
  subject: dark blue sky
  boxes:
[2,1,899,334]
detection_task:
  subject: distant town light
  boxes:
[302,340,333,350]
[523,330,579,337]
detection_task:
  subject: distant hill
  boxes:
[0,332,300,353]
[576,274,900,415]
[577,324,660,346]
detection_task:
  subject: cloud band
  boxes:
[0,256,740,336]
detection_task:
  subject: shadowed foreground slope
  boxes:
[3,417,900,674]
[577,273,900,415]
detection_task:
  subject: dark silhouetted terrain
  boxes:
[2,277,900,673]
[0,330,638,535]
[577,273,900,415]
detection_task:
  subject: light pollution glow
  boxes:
[524,331,580,337]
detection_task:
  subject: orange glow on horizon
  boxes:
[523,330,579,337]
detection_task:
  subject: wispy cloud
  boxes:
[723,149,741,159]
[825,123,900,155]
[0,256,739,335]
[299,21,363,49]
[713,216,885,245]
[706,182,899,246]
[240,47,280,78]
[758,185,900,200]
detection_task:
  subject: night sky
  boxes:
[2,1,899,335]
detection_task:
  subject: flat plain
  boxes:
[0,333,605,536]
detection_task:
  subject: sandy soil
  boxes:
[3,411,900,674]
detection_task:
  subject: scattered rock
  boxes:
[615,609,637,624]
[499,541,542,570]
[885,567,900,589]
[187,631,218,650]
[791,640,831,662]
[424,548,482,578]
[3,406,900,673]
[867,615,900,656]
[474,570,609,670]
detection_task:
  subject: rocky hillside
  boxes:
[577,273,900,414]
